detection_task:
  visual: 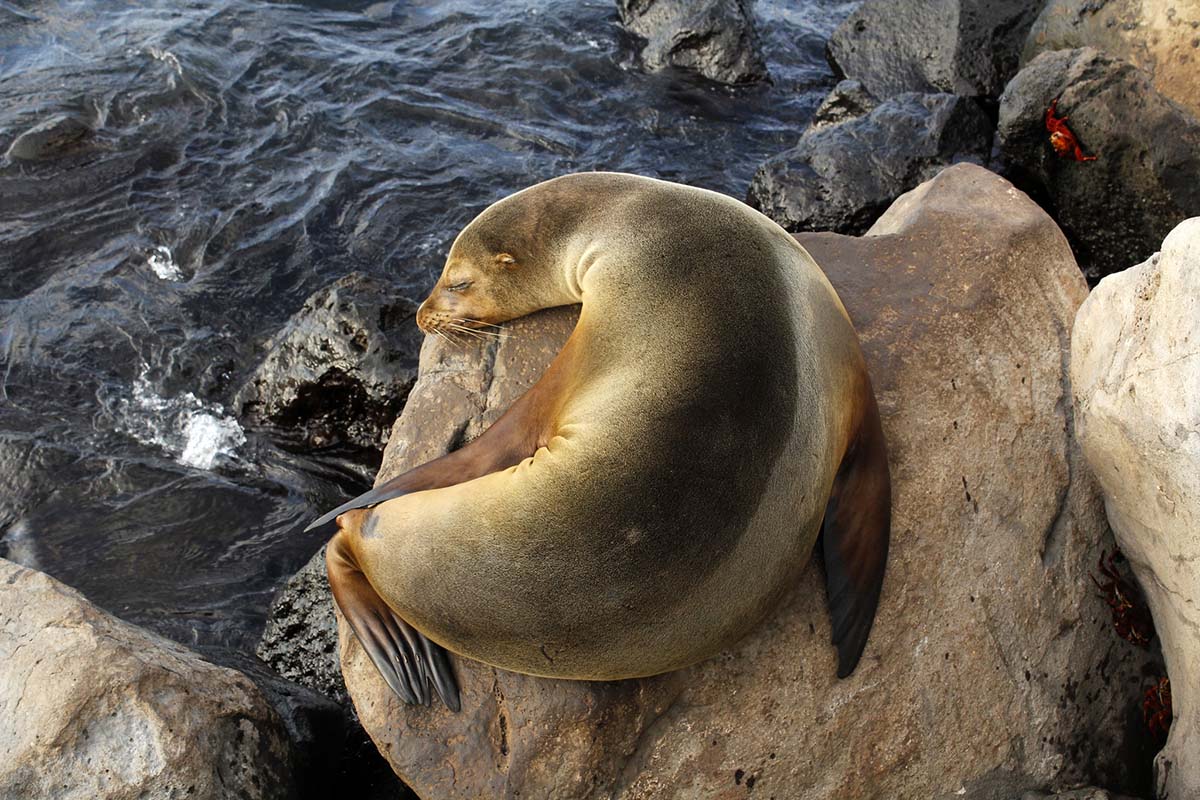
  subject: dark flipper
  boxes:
[304,478,410,532]
[821,388,891,678]
[326,533,461,711]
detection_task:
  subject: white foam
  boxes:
[147,245,184,281]
[117,366,245,470]
[2,519,41,571]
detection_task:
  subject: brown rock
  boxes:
[0,558,296,800]
[1023,0,1200,119]
[340,164,1156,798]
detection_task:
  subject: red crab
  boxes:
[1091,550,1153,648]
[1045,98,1097,162]
[1143,677,1172,738]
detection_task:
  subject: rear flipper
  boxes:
[821,389,891,678]
[326,533,461,711]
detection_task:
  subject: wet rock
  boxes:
[236,272,422,452]
[996,48,1200,281]
[810,79,878,129]
[747,92,991,234]
[258,544,346,706]
[1021,787,1144,800]
[338,164,1155,798]
[1072,217,1200,800]
[1023,0,1200,119]
[617,0,768,85]
[4,114,94,161]
[826,0,1042,100]
[0,557,296,800]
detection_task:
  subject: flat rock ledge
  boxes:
[331,164,1158,799]
[1072,217,1200,800]
[0,558,296,800]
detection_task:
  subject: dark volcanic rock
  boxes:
[617,0,768,85]
[826,0,1042,100]
[997,48,1200,281]
[237,272,422,452]
[747,92,991,234]
[811,79,878,128]
[258,546,346,706]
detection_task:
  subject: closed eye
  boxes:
[446,280,473,292]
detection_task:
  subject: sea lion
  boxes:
[307,172,891,711]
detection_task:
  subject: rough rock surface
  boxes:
[826,0,1042,100]
[996,48,1200,281]
[0,558,296,800]
[1023,788,1142,800]
[1072,217,1200,800]
[336,164,1157,799]
[237,272,422,451]
[747,92,991,234]
[616,0,768,85]
[810,79,878,128]
[258,545,346,706]
[1023,0,1200,119]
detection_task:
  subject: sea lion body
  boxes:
[315,173,889,704]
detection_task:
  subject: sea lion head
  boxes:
[417,180,592,336]
[416,243,531,336]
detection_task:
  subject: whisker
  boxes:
[454,317,507,331]
[433,329,460,349]
[446,323,503,340]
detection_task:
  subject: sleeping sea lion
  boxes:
[306,172,891,711]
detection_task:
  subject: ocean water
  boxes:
[0,0,854,663]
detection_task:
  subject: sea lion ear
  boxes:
[494,253,518,269]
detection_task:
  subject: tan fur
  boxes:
[339,172,875,679]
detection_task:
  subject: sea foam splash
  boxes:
[147,245,184,281]
[117,366,245,470]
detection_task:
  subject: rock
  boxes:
[1023,0,1200,119]
[1071,217,1200,800]
[1022,787,1144,800]
[826,0,1042,100]
[0,558,296,800]
[996,48,1200,281]
[810,79,879,128]
[258,544,346,706]
[747,92,991,234]
[337,164,1157,798]
[616,0,768,85]
[236,272,422,452]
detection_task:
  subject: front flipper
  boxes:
[822,388,891,678]
[326,532,461,711]
[305,480,410,532]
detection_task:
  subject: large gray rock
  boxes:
[616,0,768,85]
[0,558,296,800]
[1023,0,1200,119]
[1072,217,1200,800]
[996,48,1200,281]
[747,92,991,234]
[237,272,422,452]
[337,165,1156,798]
[826,0,1042,100]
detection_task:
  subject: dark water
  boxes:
[0,0,853,663]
